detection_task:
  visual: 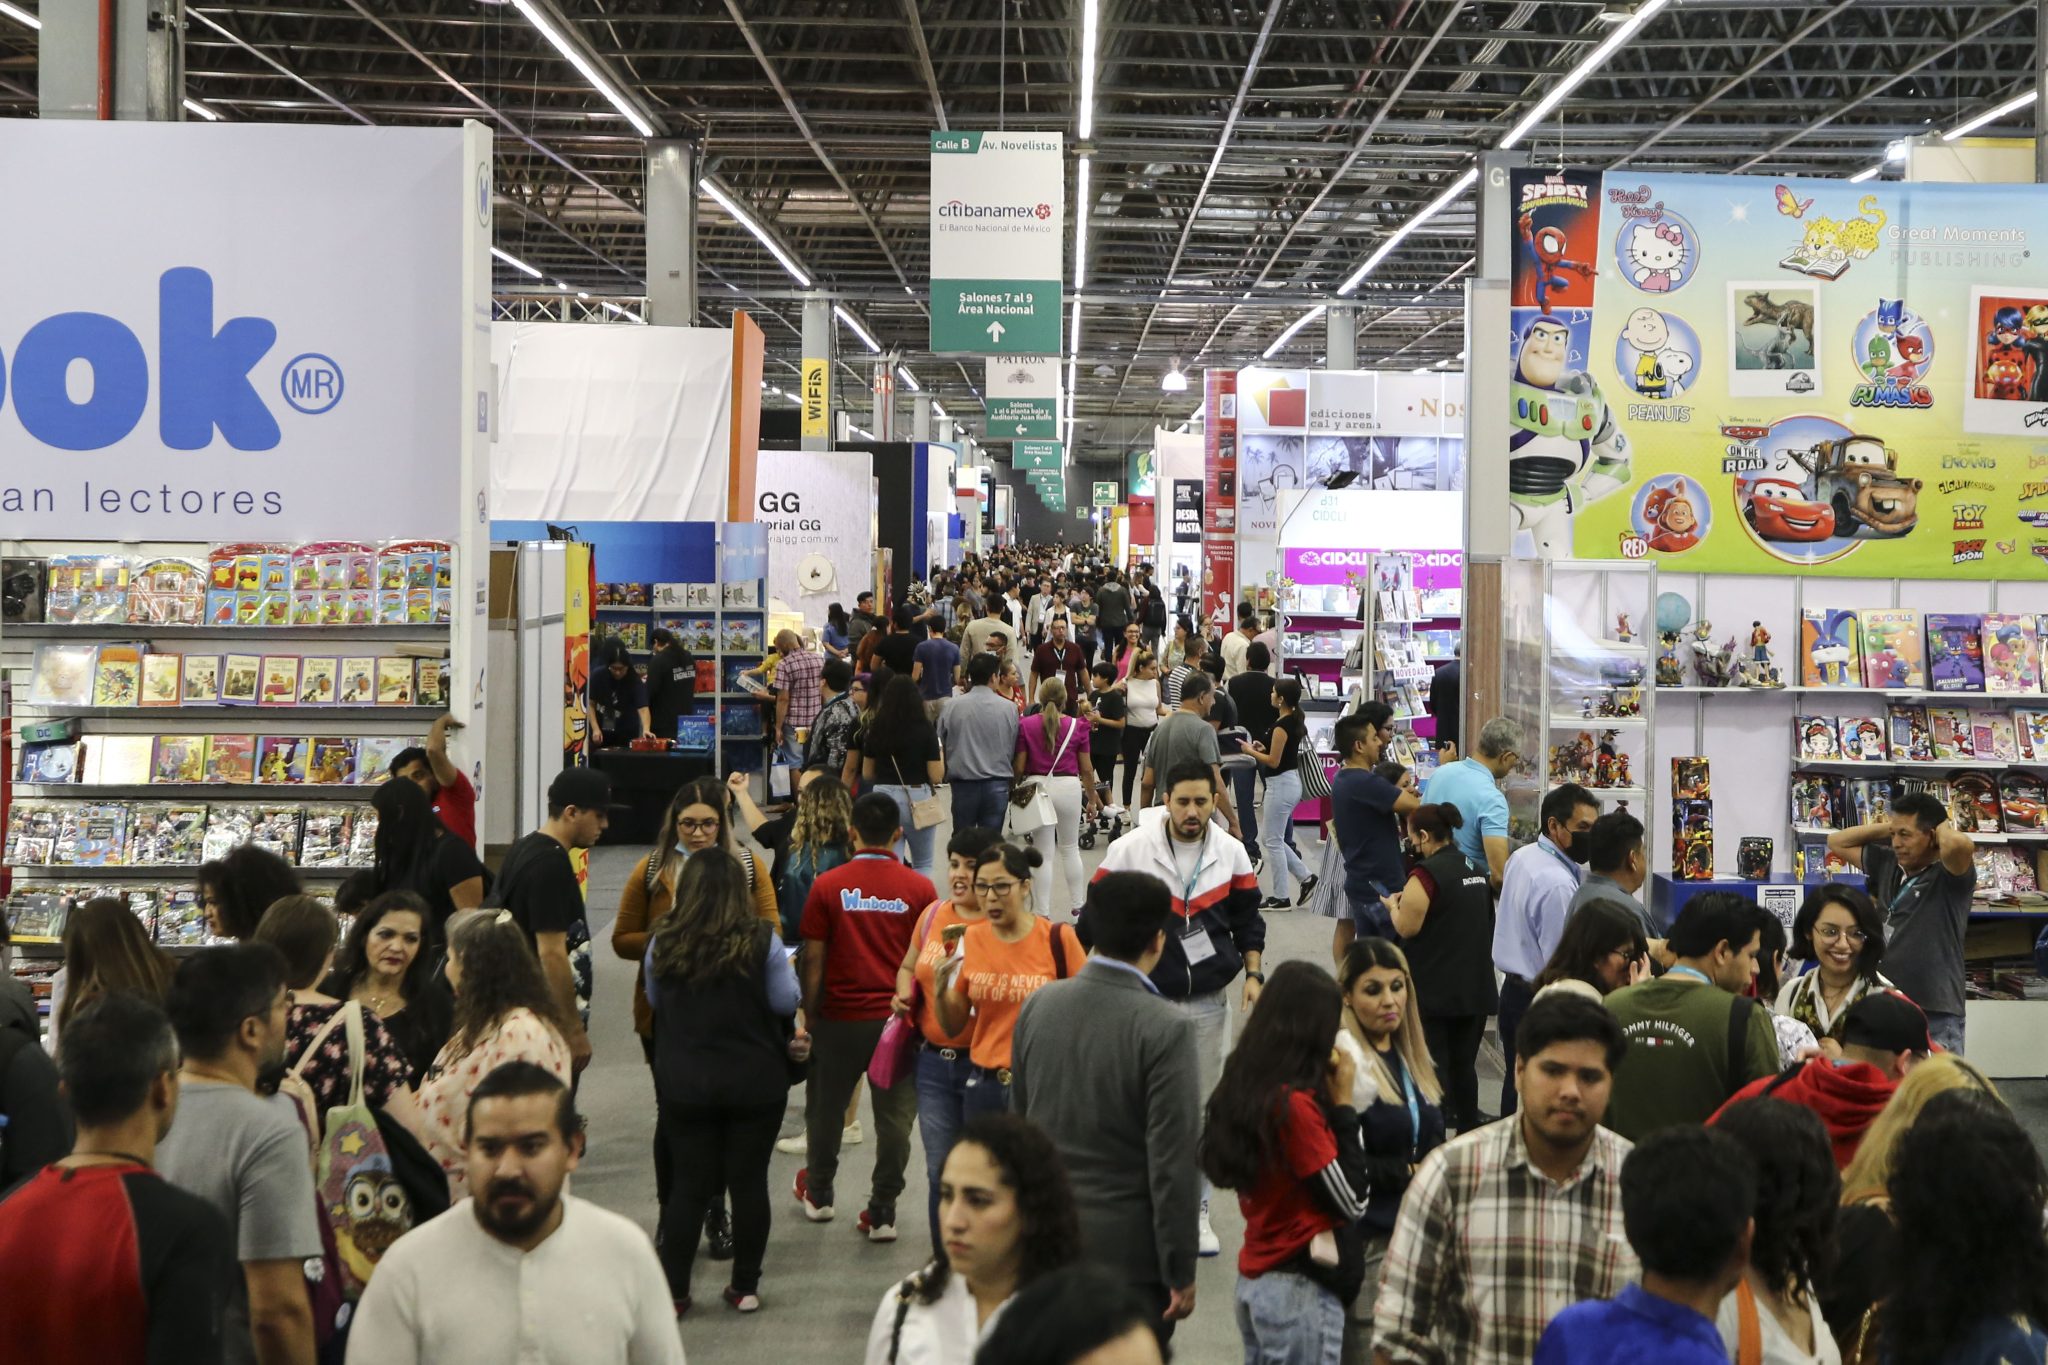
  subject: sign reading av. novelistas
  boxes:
[0,122,475,539]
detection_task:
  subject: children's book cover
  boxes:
[90,735,155,786]
[1951,772,2004,834]
[2018,709,2048,761]
[2000,773,2048,830]
[255,736,308,785]
[299,658,338,706]
[1982,614,2041,694]
[28,644,98,706]
[1794,716,1840,761]
[1886,704,1932,762]
[1839,715,1887,761]
[1859,609,1924,689]
[306,738,355,785]
[1975,715,2023,763]
[1798,610,1863,688]
[139,653,183,707]
[91,643,142,707]
[376,658,415,705]
[1927,707,1975,760]
[259,656,302,707]
[220,655,262,706]
[57,804,129,866]
[18,740,79,784]
[202,734,257,785]
[151,735,206,785]
[337,657,377,705]
[180,654,221,704]
[351,736,407,784]
[1924,614,1986,692]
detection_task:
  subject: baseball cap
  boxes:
[1841,990,1935,1055]
[548,766,612,812]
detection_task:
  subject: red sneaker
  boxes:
[793,1168,834,1222]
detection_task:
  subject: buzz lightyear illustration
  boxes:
[1510,314,1631,558]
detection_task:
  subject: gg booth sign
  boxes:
[0,121,484,539]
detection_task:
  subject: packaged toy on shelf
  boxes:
[1737,837,1773,880]
[46,554,131,625]
[128,558,207,626]
[1799,609,1863,688]
[1790,774,1843,829]
[1924,613,1986,692]
[1673,799,1714,880]
[1949,772,2003,834]
[1672,756,1711,800]
[1859,609,1924,689]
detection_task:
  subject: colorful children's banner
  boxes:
[1507,167,2048,577]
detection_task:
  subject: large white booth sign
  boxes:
[756,449,875,627]
[0,122,473,539]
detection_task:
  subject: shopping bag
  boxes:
[868,1013,921,1090]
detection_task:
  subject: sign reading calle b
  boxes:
[930,131,1064,356]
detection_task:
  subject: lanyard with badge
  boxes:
[1391,1050,1421,1153]
[1173,829,1218,965]
[1888,865,1930,922]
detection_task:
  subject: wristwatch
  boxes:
[1245,970,1265,984]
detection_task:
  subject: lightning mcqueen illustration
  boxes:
[1742,474,1837,542]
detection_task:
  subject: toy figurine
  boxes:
[1737,836,1773,881]
[1693,635,1737,689]
[1580,695,1596,720]
[1615,753,1631,788]
[1595,730,1620,787]
[1615,612,1634,644]
[1656,629,1685,687]
[1749,620,1772,663]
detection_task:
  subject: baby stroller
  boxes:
[1078,802,1125,850]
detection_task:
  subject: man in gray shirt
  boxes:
[1568,808,1658,940]
[158,944,322,1365]
[1140,672,1242,841]
[938,651,1021,832]
[1014,872,1201,1343]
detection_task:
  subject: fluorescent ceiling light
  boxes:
[553,280,572,292]
[932,401,949,419]
[491,246,544,278]
[509,0,655,138]
[601,301,644,323]
[1499,0,1669,150]
[1848,165,1882,184]
[0,2,38,29]
[835,305,881,353]
[1263,305,1327,360]
[1073,157,1092,289]
[699,178,812,288]
[183,97,222,122]
[1336,167,1477,296]
[897,365,921,392]
[1078,0,1100,139]
[1885,139,1909,163]
[1944,88,2038,142]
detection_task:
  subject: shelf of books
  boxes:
[1275,578,1363,714]
[1358,552,1458,781]
[2,539,457,964]
[583,576,771,770]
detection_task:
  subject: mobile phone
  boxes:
[941,924,968,951]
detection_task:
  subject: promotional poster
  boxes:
[1507,167,2048,577]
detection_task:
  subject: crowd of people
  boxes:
[0,539,2040,1365]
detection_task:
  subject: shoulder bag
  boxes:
[1005,718,1074,836]
[1725,993,1756,1097]
[1297,727,1333,800]
[307,1003,421,1300]
[890,755,946,830]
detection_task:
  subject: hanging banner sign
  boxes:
[1505,165,2048,577]
[1014,440,1065,471]
[985,357,1059,439]
[930,131,1064,355]
[1172,479,1203,542]
[1202,369,1238,622]
[800,357,829,438]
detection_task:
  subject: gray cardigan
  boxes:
[1012,958,1202,1292]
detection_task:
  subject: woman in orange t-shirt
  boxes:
[892,824,1004,1255]
[934,842,1086,1119]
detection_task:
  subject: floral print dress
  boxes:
[414,1007,571,1200]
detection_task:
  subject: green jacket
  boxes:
[1601,975,1780,1141]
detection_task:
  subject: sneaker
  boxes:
[774,1132,807,1156]
[673,1296,692,1318]
[1295,874,1320,905]
[1197,1201,1220,1257]
[1259,895,1291,910]
[793,1169,834,1222]
[857,1206,898,1243]
[723,1286,761,1313]
[843,1120,864,1146]
[705,1204,734,1261]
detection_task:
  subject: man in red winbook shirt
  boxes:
[1709,990,1928,1169]
[0,992,234,1363]
[795,792,936,1243]
[389,712,478,850]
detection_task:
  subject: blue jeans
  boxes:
[1927,1010,1966,1054]
[1260,769,1314,897]
[915,1043,973,1253]
[871,783,936,875]
[950,776,1011,833]
[1235,1270,1345,1365]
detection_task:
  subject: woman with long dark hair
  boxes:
[841,664,894,791]
[1200,959,1370,1363]
[1387,802,1497,1134]
[369,776,487,933]
[1709,1097,1841,1362]
[52,897,173,1047]
[407,909,570,1199]
[1777,884,1891,1052]
[255,894,421,1126]
[322,889,451,1083]
[863,675,945,875]
[1246,677,1316,908]
[865,1112,1082,1363]
[1535,898,1651,996]
[647,849,802,1316]
[1882,1091,2048,1363]
[824,601,852,660]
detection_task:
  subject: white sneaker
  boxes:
[843,1121,863,1146]
[774,1132,807,1155]
[1197,1201,1221,1257]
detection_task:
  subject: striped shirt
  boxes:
[1371,1114,1637,1365]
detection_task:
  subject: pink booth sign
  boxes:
[1282,547,1464,592]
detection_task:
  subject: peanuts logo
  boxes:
[1954,540,1986,563]
[1938,479,1995,494]
[2022,482,2048,502]
[1953,505,1987,531]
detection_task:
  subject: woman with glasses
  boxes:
[1535,898,1651,997]
[933,843,1085,1118]
[1777,884,1890,1053]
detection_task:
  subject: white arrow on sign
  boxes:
[1014,423,1028,434]
[986,321,1006,344]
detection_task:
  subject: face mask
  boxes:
[1566,832,1593,865]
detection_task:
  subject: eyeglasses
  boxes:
[973,881,1021,897]
[678,818,720,834]
[1814,925,1868,946]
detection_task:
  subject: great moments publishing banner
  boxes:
[1506,166,2048,578]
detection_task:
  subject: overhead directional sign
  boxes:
[1014,440,1065,471]
[984,357,1059,440]
[1093,480,1117,507]
[930,131,1064,355]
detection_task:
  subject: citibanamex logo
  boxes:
[1034,203,1052,220]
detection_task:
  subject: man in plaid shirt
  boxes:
[772,630,824,764]
[1371,992,1637,1365]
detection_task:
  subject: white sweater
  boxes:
[864,1272,1010,1365]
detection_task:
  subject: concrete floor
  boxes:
[567,819,2048,1363]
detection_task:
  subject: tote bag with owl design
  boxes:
[312,1003,418,1299]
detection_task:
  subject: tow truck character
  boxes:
[1510,315,1630,559]
[1517,212,1595,315]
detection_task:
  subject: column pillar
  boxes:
[41,0,184,119]
[1325,304,1357,370]
[936,416,957,445]
[912,395,934,441]
[802,295,833,451]
[645,140,698,326]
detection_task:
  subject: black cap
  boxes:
[1841,990,1934,1055]
[548,766,612,812]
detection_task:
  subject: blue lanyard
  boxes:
[1171,830,1213,911]
[1889,868,1929,914]
[1665,965,1712,986]
[1389,1050,1421,1150]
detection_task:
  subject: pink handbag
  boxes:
[868,1014,920,1090]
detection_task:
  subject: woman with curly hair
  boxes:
[196,842,302,941]
[865,1111,1081,1363]
[1201,960,1371,1364]
[777,774,855,944]
[1708,1097,1841,1362]
[646,849,801,1316]
[1880,1091,2048,1364]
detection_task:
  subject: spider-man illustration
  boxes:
[1515,211,1595,314]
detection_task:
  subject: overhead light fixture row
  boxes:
[699,178,812,288]
[509,0,655,137]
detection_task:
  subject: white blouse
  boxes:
[865,1271,1010,1365]
[1125,677,1161,728]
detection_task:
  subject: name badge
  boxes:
[1181,921,1217,965]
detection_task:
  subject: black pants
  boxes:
[659,1100,783,1298]
[1495,974,1537,1118]
[1423,1013,1487,1134]
[638,1035,673,1211]
[1138,1281,1179,1346]
[1120,725,1155,806]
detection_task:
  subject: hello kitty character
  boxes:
[1625,221,1687,292]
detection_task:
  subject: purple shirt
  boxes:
[1016,713,1086,776]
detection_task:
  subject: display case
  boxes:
[1357,550,1459,777]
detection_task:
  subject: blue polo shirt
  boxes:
[1494,835,1583,980]
[1420,756,1509,871]
[1534,1284,1727,1365]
